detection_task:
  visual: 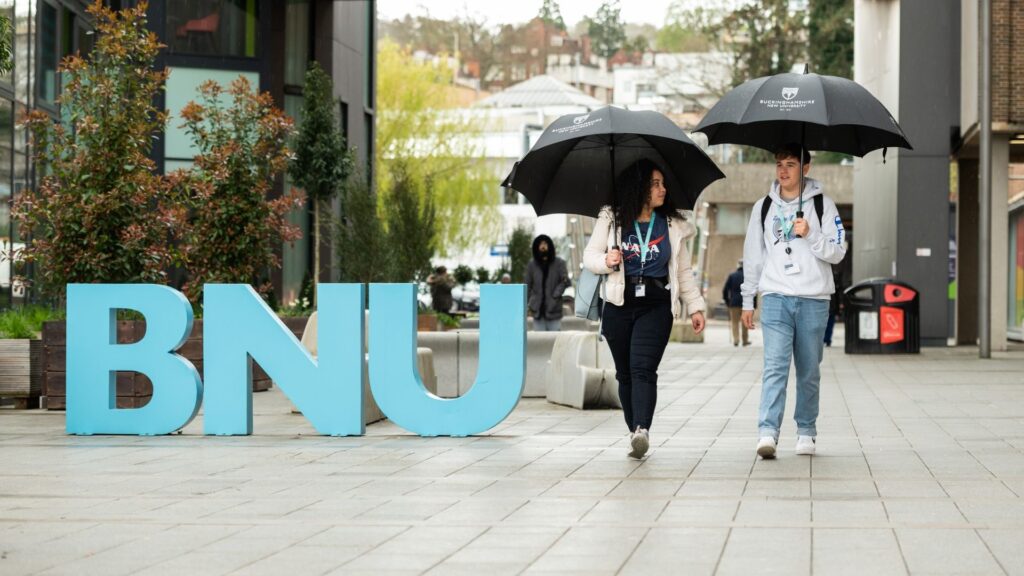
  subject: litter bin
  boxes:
[843,278,920,354]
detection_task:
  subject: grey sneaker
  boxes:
[795,435,816,455]
[756,436,777,459]
[629,428,649,459]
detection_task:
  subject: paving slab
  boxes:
[2,322,1023,575]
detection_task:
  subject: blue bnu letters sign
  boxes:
[65,283,526,437]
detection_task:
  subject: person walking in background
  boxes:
[525,235,570,331]
[741,144,847,459]
[723,260,750,347]
[426,266,455,314]
[584,159,706,460]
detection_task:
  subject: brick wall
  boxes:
[993,0,1024,124]
[1013,0,1024,124]
[993,0,1008,123]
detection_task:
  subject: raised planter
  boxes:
[417,313,440,332]
[42,317,309,410]
[0,339,43,409]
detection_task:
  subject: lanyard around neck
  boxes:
[633,212,656,272]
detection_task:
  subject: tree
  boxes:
[290,62,353,305]
[384,165,436,283]
[808,0,853,78]
[713,0,807,87]
[656,2,714,52]
[379,12,498,84]
[177,77,303,302]
[12,1,181,300]
[537,0,566,31]
[453,265,474,288]
[507,225,533,283]
[585,0,627,63]
[376,39,500,256]
[622,35,650,55]
[336,170,388,284]
[475,267,490,285]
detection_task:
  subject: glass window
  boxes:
[0,0,13,86]
[283,0,309,87]
[1010,210,1024,338]
[0,98,13,300]
[166,0,259,58]
[364,111,373,178]
[74,16,93,56]
[339,100,347,144]
[364,0,373,109]
[38,1,57,103]
[14,0,33,105]
[282,93,309,305]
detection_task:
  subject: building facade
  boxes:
[854,0,1023,348]
[0,0,375,307]
[853,0,960,347]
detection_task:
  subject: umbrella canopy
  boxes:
[695,71,912,156]
[503,106,725,217]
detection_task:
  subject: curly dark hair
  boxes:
[613,158,681,227]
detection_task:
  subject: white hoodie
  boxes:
[740,177,846,310]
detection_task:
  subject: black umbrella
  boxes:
[502,106,725,218]
[695,68,912,215]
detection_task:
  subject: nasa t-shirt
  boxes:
[622,216,671,278]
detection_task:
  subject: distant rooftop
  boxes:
[474,75,605,109]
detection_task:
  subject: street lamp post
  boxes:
[979,0,992,358]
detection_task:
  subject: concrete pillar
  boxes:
[957,159,979,345]
[990,135,1010,351]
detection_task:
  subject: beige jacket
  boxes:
[583,207,706,319]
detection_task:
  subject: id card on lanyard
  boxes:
[633,213,656,297]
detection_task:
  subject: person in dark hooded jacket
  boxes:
[524,235,570,331]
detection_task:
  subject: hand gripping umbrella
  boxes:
[695,66,912,219]
[502,106,725,221]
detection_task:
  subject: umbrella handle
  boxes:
[795,210,805,238]
[611,245,621,272]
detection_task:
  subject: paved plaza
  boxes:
[2,321,1024,575]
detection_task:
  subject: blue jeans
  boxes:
[759,294,830,440]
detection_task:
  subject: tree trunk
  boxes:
[313,199,320,307]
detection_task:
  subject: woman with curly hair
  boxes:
[583,158,706,459]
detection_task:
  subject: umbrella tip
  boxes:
[802,63,809,74]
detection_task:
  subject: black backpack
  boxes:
[760,194,824,235]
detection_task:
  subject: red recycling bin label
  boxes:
[880,306,904,344]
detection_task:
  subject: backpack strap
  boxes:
[760,195,772,234]
[760,194,825,233]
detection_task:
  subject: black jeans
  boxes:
[601,280,673,432]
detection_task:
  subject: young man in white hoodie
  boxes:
[741,144,847,459]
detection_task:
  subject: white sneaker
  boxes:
[795,435,816,455]
[629,428,649,459]
[756,436,777,459]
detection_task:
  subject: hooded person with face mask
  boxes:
[524,234,570,331]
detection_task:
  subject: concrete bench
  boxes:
[544,331,619,410]
[458,316,598,332]
[299,312,437,425]
[416,330,559,398]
